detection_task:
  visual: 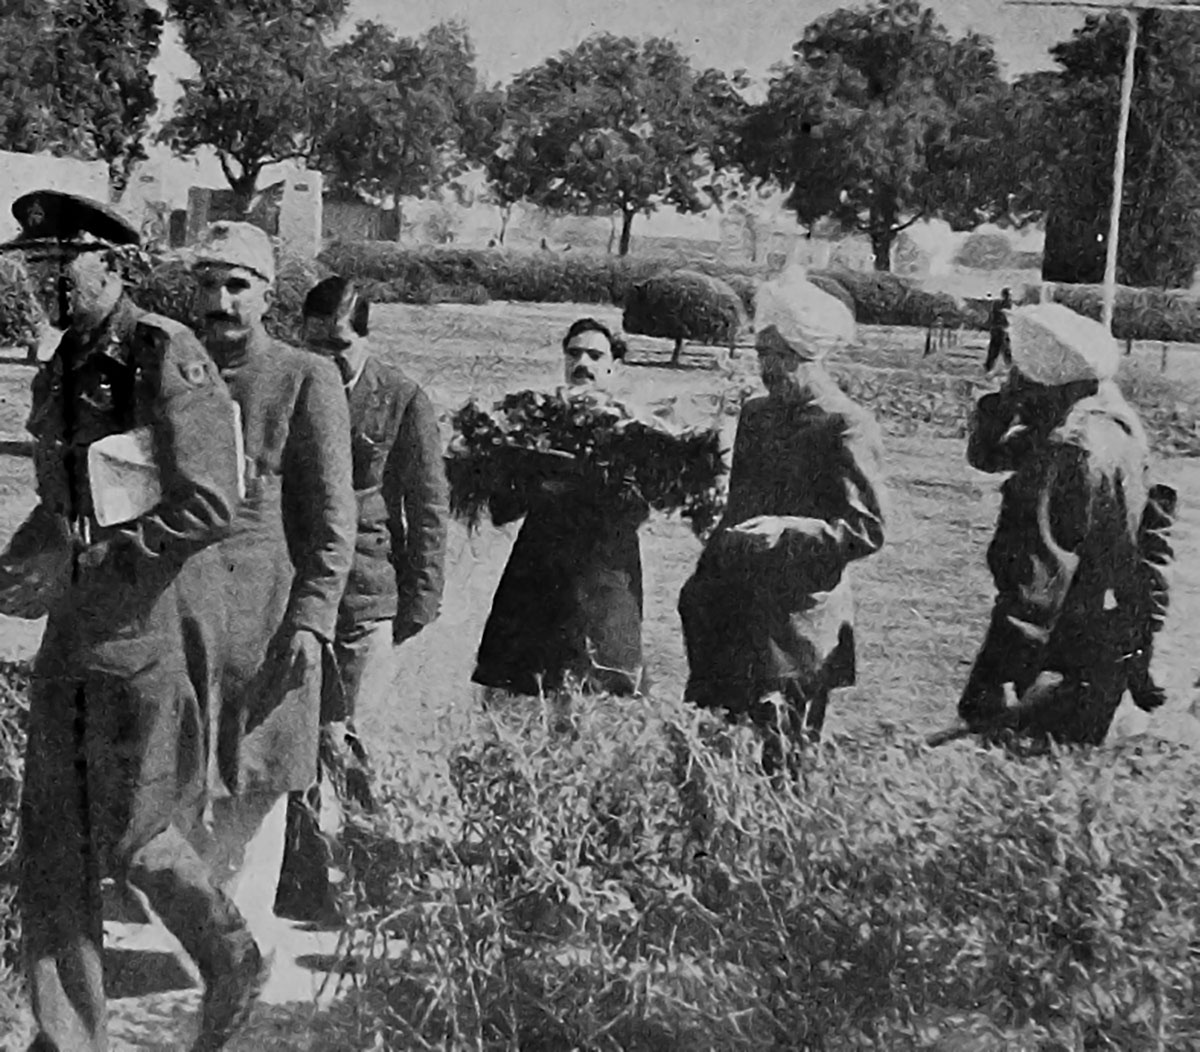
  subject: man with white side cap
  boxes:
[955,301,1174,745]
[180,222,355,964]
[678,265,888,772]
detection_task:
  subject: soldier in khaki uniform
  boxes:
[181,223,356,946]
[0,191,260,1052]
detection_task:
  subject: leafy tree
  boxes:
[485,35,748,256]
[314,20,484,236]
[1015,11,1200,288]
[740,1,1006,271]
[0,0,162,193]
[0,1,59,155]
[53,0,164,193]
[160,0,347,214]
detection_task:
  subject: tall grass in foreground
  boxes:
[333,691,1200,1052]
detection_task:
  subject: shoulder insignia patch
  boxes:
[180,360,210,387]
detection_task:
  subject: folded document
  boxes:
[87,403,246,528]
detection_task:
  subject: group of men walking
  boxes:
[0,192,449,1052]
[0,188,1177,1051]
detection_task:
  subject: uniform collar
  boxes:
[62,296,139,371]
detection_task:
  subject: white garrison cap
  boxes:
[190,221,276,284]
[1009,302,1120,386]
[754,264,856,360]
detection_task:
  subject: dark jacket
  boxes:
[679,380,887,715]
[959,382,1151,741]
[339,354,449,633]
[20,298,240,864]
[472,459,649,697]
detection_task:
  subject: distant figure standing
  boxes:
[984,287,1013,372]
[678,267,888,772]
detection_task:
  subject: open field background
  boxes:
[4,302,1200,1047]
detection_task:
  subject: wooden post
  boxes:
[1102,10,1139,334]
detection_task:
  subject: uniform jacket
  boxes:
[185,329,356,796]
[680,378,887,714]
[20,297,240,865]
[340,354,449,633]
[964,382,1150,694]
[25,297,240,644]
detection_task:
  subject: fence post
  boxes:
[1161,341,1168,373]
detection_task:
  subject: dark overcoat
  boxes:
[181,330,356,798]
[472,461,649,697]
[679,383,887,715]
[959,383,1152,743]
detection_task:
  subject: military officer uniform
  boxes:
[1,192,260,1052]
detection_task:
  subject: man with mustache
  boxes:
[0,191,255,1051]
[471,317,650,698]
[273,275,449,921]
[182,222,355,966]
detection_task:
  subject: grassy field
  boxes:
[3,301,1200,1047]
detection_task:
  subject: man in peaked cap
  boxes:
[0,190,267,1051]
[178,221,355,955]
[678,265,888,774]
[952,301,1174,746]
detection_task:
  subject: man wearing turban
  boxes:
[955,302,1174,745]
[678,266,888,772]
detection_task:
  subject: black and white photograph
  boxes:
[0,0,1198,1048]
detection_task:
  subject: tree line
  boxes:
[3,0,1200,284]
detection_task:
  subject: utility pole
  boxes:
[1006,1,1200,333]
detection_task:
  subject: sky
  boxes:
[151,0,1092,115]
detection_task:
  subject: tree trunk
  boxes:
[394,200,404,243]
[618,208,635,257]
[498,204,511,245]
[230,173,260,219]
[869,189,898,272]
[671,337,684,366]
[870,226,894,271]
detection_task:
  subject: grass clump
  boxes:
[330,690,1200,1051]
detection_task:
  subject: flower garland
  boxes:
[445,389,726,537]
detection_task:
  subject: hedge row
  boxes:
[6,241,1200,348]
[1017,282,1200,344]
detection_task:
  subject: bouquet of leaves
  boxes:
[445,389,726,537]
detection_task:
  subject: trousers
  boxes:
[20,664,247,1052]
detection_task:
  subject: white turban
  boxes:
[1009,302,1120,386]
[754,264,856,361]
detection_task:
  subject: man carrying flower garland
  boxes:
[678,266,888,773]
[471,318,651,698]
[952,302,1171,746]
